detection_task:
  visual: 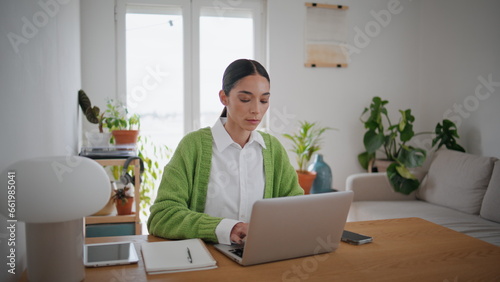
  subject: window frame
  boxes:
[116,0,267,134]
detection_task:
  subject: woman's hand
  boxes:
[230,222,248,244]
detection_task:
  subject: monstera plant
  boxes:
[358,96,464,195]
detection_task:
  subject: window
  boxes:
[116,0,265,150]
[198,7,254,128]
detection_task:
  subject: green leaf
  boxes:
[432,119,465,152]
[398,110,415,142]
[361,107,369,116]
[283,121,334,172]
[84,107,99,124]
[398,110,407,132]
[405,109,415,122]
[399,123,414,142]
[387,163,420,195]
[398,178,420,195]
[364,120,379,130]
[380,107,388,116]
[449,143,466,153]
[358,152,375,170]
[363,130,384,153]
[397,145,426,168]
[395,165,416,179]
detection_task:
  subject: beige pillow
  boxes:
[480,160,500,222]
[417,149,496,214]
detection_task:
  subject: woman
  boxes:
[147,59,303,245]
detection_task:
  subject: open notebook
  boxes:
[141,238,217,274]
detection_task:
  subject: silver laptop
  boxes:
[214,191,353,266]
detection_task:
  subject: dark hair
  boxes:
[220,59,270,117]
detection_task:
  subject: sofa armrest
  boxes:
[346,173,417,201]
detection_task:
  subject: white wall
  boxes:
[80,0,116,134]
[0,0,81,280]
[267,0,422,188]
[418,0,500,158]
[268,0,500,188]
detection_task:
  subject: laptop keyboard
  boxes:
[229,248,244,258]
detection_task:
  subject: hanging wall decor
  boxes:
[305,3,349,68]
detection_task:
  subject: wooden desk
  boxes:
[82,218,500,281]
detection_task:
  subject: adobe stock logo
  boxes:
[268,106,296,135]
[7,0,72,54]
[281,236,335,282]
[341,0,406,61]
[411,73,499,153]
[127,65,170,109]
[51,145,82,183]
[443,74,500,128]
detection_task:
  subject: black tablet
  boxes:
[84,241,139,267]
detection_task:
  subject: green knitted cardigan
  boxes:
[147,127,304,243]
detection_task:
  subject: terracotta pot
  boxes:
[112,130,139,145]
[115,197,134,215]
[297,171,317,194]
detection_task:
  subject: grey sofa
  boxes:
[346,149,500,246]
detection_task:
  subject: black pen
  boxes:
[187,247,193,263]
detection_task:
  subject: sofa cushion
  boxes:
[481,160,500,223]
[348,201,500,246]
[417,149,496,215]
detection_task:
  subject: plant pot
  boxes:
[115,197,134,215]
[85,132,112,148]
[373,159,394,172]
[297,171,317,194]
[112,130,139,145]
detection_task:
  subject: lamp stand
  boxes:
[25,218,84,282]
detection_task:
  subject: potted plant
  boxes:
[78,90,113,147]
[110,136,171,219]
[432,119,465,152]
[112,185,134,215]
[283,121,332,194]
[104,99,141,145]
[358,96,465,195]
[135,136,170,218]
[357,96,426,173]
[80,92,170,219]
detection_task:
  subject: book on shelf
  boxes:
[141,239,217,274]
[79,144,137,159]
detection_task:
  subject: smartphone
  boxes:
[341,230,373,245]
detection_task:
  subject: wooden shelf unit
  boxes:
[85,158,142,235]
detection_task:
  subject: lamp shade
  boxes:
[0,156,110,223]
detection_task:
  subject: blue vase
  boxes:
[308,154,333,194]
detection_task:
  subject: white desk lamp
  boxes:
[0,156,110,282]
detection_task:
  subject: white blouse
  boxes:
[204,117,266,244]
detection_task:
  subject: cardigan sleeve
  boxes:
[147,131,223,243]
[276,138,305,197]
[263,133,305,198]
